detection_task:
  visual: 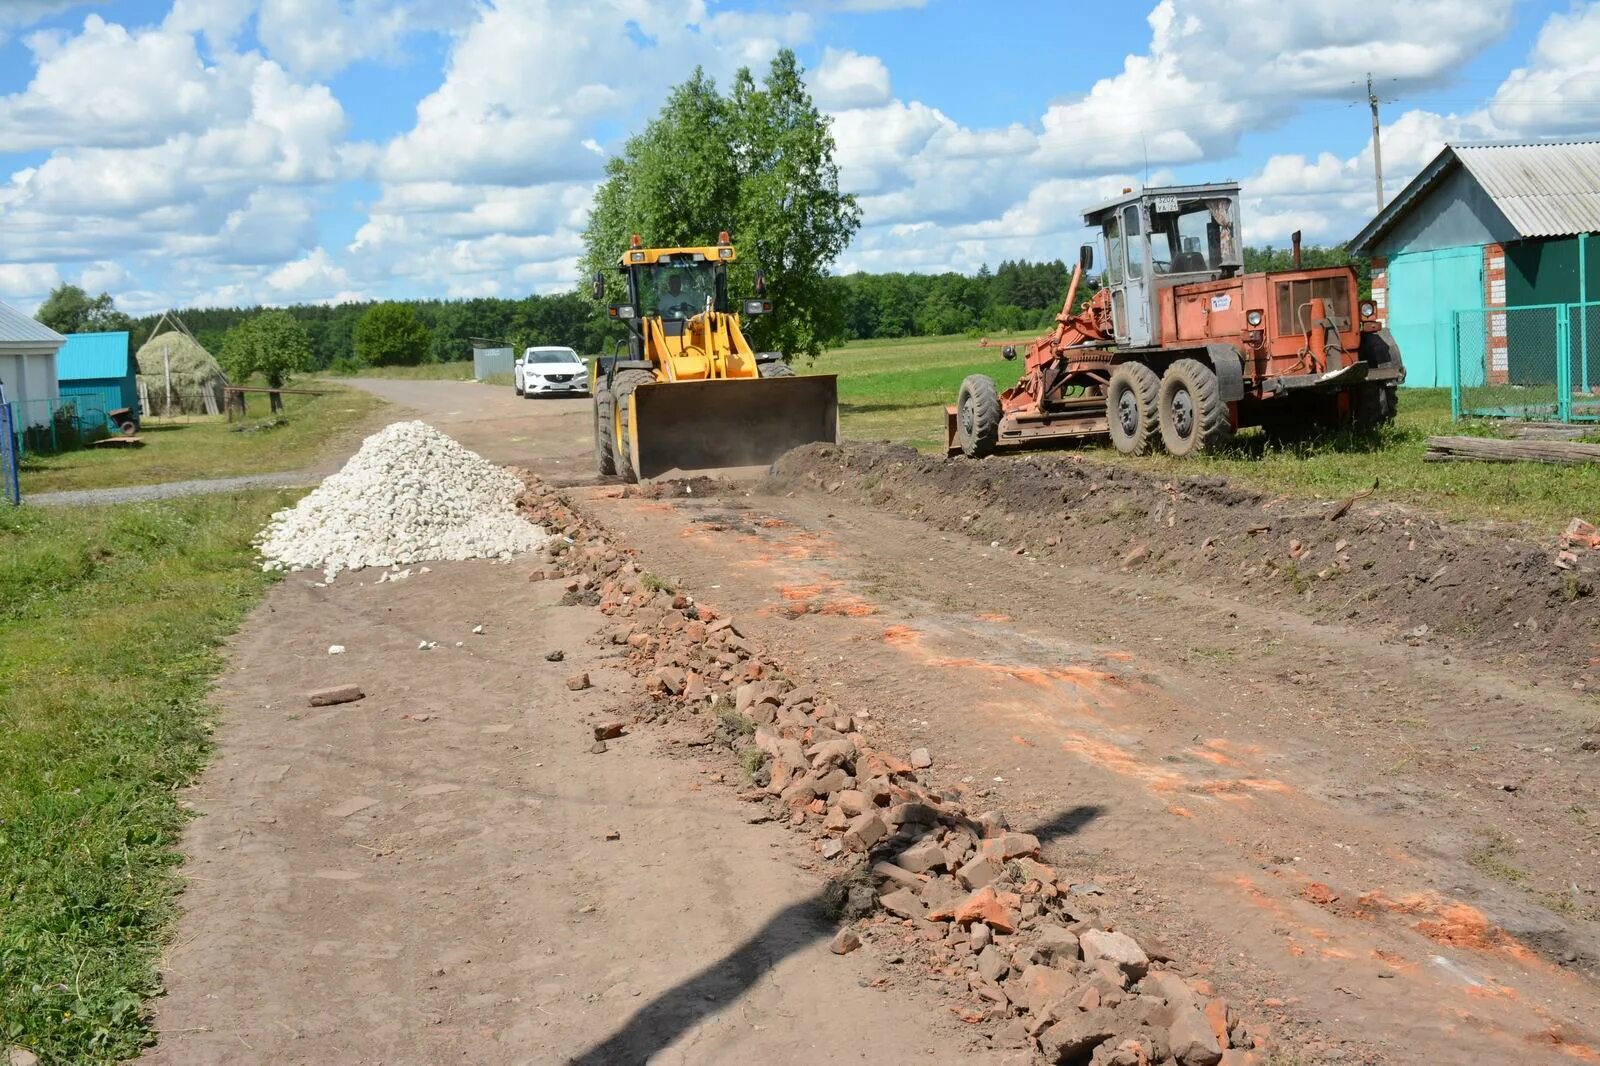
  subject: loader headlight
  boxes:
[743,299,771,315]
[718,248,733,259]
[630,252,645,263]
[1246,310,1264,328]
[1360,300,1376,319]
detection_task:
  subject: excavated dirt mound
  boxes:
[769,443,1599,690]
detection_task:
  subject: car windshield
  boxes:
[529,349,580,363]
[640,261,719,319]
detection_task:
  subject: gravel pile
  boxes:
[258,421,548,580]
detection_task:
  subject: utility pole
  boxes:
[1368,73,1385,210]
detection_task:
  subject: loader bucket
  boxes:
[627,375,839,482]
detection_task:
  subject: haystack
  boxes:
[136,312,228,415]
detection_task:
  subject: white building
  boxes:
[0,299,66,418]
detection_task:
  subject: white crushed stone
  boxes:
[257,421,549,580]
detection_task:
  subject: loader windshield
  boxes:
[639,259,723,320]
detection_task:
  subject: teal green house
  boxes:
[57,331,138,429]
[1350,141,1600,395]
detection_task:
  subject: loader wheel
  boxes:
[758,361,795,378]
[1106,362,1161,455]
[593,388,616,476]
[1158,358,1230,457]
[956,374,1001,458]
[1353,383,1398,432]
[610,368,657,483]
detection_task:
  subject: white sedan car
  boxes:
[515,346,588,397]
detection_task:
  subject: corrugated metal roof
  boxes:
[0,299,66,346]
[58,331,132,381]
[1350,141,1600,254]
[1454,142,1600,237]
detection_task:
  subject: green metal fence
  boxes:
[5,397,111,457]
[1,403,18,504]
[1452,302,1600,423]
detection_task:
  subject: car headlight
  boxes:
[1360,300,1376,319]
[1246,310,1263,328]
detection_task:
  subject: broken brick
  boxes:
[1080,929,1150,982]
[942,885,1019,932]
[565,672,591,691]
[879,888,926,919]
[843,812,888,853]
[307,685,364,707]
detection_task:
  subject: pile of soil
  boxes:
[770,443,1599,690]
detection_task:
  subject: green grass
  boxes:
[0,491,296,1063]
[337,360,477,381]
[822,333,1599,529]
[19,384,384,495]
[817,332,1037,450]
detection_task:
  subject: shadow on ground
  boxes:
[568,803,1104,1065]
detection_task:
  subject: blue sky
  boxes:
[1,0,1597,314]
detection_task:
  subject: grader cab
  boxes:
[948,183,1403,459]
[592,233,838,482]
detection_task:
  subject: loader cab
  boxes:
[607,235,736,360]
[1085,183,1243,348]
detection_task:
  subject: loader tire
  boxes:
[1353,382,1397,432]
[956,374,1002,458]
[609,368,657,483]
[593,387,616,476]
[1158,358,1230,457]
[758,361,795,378]
[1106,362,1161,455]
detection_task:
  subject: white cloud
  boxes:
[163,0,255,53]
[1488,2,1600,134]
[0,0,1586,313]
[812,47,891,110]
[0,1,86,43]
[1032,0,1514,175]
[78,260,130,292]
[266,247,350,300]
[0,262,61,309]
[253,0,474,80]
[0,16,241,151]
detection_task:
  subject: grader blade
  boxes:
[627,375,839,482]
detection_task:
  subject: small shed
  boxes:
[58,331,137,428]
[1350,141,1600,412]
[470,336,515,381]
[0,299,66,418]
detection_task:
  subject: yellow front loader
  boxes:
[590,233,838,482]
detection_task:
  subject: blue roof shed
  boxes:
[57,331,138,424]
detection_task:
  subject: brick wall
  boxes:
[1485,243,1507,384]
[1370,256,1387,324]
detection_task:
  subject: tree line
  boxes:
[31,238,1367,380]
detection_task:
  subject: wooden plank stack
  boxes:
[1424,435,1600,465]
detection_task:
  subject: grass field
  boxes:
[824,332,1598,530]
[335,361,516,387]
[338,360,476,381]
[19,384,384,495]
[0,491,295,1063]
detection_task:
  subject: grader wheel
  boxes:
[1354,383,1398,432]
[1158,358,1230,457]
[956,374,1001,458]
[1106,363,1161,455]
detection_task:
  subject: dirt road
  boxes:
[156,377,1600,1063]
[149,556,997,1064]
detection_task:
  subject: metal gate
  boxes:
[1452,302,1600,423]
[1,403,19,505]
